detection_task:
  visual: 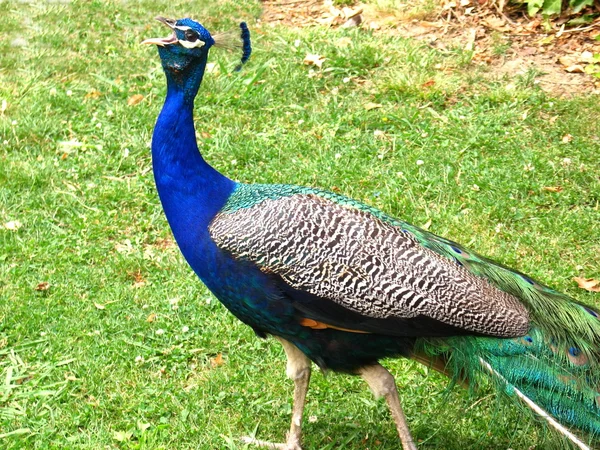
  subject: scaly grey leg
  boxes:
[359,363,418,450]
[242,337,311,450]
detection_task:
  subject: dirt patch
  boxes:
[261,0,600,96]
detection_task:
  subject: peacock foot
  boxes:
[241,435,302,450]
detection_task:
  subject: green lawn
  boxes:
[1,1,599,449]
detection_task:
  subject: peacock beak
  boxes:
[141,16,178,46]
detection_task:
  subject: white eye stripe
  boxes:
[178,39,205,49]
[174,25,192,31]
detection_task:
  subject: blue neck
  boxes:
[151,66,236,241]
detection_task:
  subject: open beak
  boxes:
[141,16,178,46]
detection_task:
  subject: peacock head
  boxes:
[143,17,214,74]
[143,17,251,96]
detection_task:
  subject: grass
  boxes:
[1,0,599,449]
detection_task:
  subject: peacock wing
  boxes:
[209,184,530,338]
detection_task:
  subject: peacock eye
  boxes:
[185,29,199,42]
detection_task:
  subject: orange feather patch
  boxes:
[299,318,370,334]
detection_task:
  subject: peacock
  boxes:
[142,17,600,450]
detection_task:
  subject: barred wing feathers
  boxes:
[209,184,529,338]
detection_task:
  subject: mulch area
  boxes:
[261,0,600,96]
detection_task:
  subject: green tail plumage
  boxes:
[417,323,600,447]
[410,226,600,447]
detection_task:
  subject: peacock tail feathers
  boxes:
[416,322,600,441]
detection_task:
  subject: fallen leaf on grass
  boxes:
[562,134,573,143]
[85,90,101,100]
[364,102,383,111]
[115,239,133,254]
[210,353,224,367]
[542,186,563,192]
[146,313,157,323]
[127,94,144,106]
[35,282,50,291]
[113,430,133,442]
[303,53,326,68]
[94,302,106,310]
[3,220,22,230]
[335,37,352,48]
[573,277,600,292]
[130,269,146,288]
[205,62,219,74]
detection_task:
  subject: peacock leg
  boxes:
[242,337,311,450]
[359,364,418,450]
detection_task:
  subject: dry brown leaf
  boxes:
[524,19,541,31]
[35,282,50,291]
[210,353,224,367]
[542,186,563,192]
[303,53,326,68]
[341,6,362,19]
[127,94,144,106]
[130,269,146,288]
[558,55,576,67]
[115,240,133,254]
[565,65,585,74]
[483,17,509,32]
[342,14,362,28]
[364,102,383,111]
[562,134,573,143]
[573,277,600,293]
[85,90,101,100]
[146,313,157,323]
[153,237,175,249]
